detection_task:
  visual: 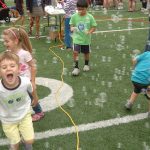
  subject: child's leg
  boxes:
[23,141,33,150]
[29,17,35,35]
[2,123,20,150]
[35,16,40,38]
[125,91,138,110]
[9,144,19,150]
[24,144,32,150]
[128,0,132,11]
[32,103,42,113]
[28,92,44,122]
[132,0,136,11]
[129,91,138,103]
[19,112,34,149]
[83,53,90,71]
[103,0,109,9]
[142,0,147,9]
[147,99,150,118]
[84,53,90,66]
[72,50,80,75]
[73,51,79,68]
[20,16,25,26]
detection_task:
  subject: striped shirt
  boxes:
[64,0,78,18]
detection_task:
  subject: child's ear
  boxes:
[14,38,19,45]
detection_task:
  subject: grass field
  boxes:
[0,1,150,150]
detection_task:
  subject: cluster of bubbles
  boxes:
[94,5,101,11]
[111,14,122,23]
[84,92,108,108]
[44,141,64,150]
[46,36,51,44]
[101,56,112,62]
[116,35,126,51]
[43,59,48,65]
[94,92,107,108]
[62,67,68,76]
[143,142,150,150]
[107,22,113,30]
[52,57,58,63]
[103,8,108,15]
[113,66,128,81]
[117,142,122,149]
[100,80,112,88]
[144,122,150,128]
[127,18,133,29]
[67,98,75,108]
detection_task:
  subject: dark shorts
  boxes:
[132,81,149,93]
[73,44,90,54]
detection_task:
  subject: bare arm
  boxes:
[132,57,137,68]
[28,59,38,106]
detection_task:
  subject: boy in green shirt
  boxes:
[70,0,97,76]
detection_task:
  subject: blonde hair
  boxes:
[3,27,32,54]
[0,51,19,65]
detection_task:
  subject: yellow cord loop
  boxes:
[48,30,80,150]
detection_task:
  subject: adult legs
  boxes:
[35,16,40,38]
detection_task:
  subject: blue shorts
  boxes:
[73,44,90,54]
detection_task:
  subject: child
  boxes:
[2,27,45,121]
[0,51,34,150]
[125,51,150,118]
[70,0,97,76]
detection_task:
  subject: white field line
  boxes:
[94,27,149,33]
[95,16,148,22]
[35,112,148,139]
[0,112,148,146]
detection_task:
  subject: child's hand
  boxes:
[71,27,78,32]
[85,30,90,35]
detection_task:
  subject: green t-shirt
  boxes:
[70,12,97,45]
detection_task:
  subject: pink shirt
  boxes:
[17,49,32,79]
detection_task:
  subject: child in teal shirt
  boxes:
[125,51,150,117]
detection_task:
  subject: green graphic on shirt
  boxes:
[3,92,26,108]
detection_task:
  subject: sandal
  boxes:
[35,34,40,39]
[28,31,32,36]
[32,112,44,122]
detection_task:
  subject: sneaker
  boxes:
[72,68,80,76]
[125,101,133,110]
[60,47,65,50]
[32,112,45,122]
[148,112,150,118]
[83,65,90,71]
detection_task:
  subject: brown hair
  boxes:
[0,51,19,65]
[3,27,32,54]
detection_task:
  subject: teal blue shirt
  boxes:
[131,52,150,84]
